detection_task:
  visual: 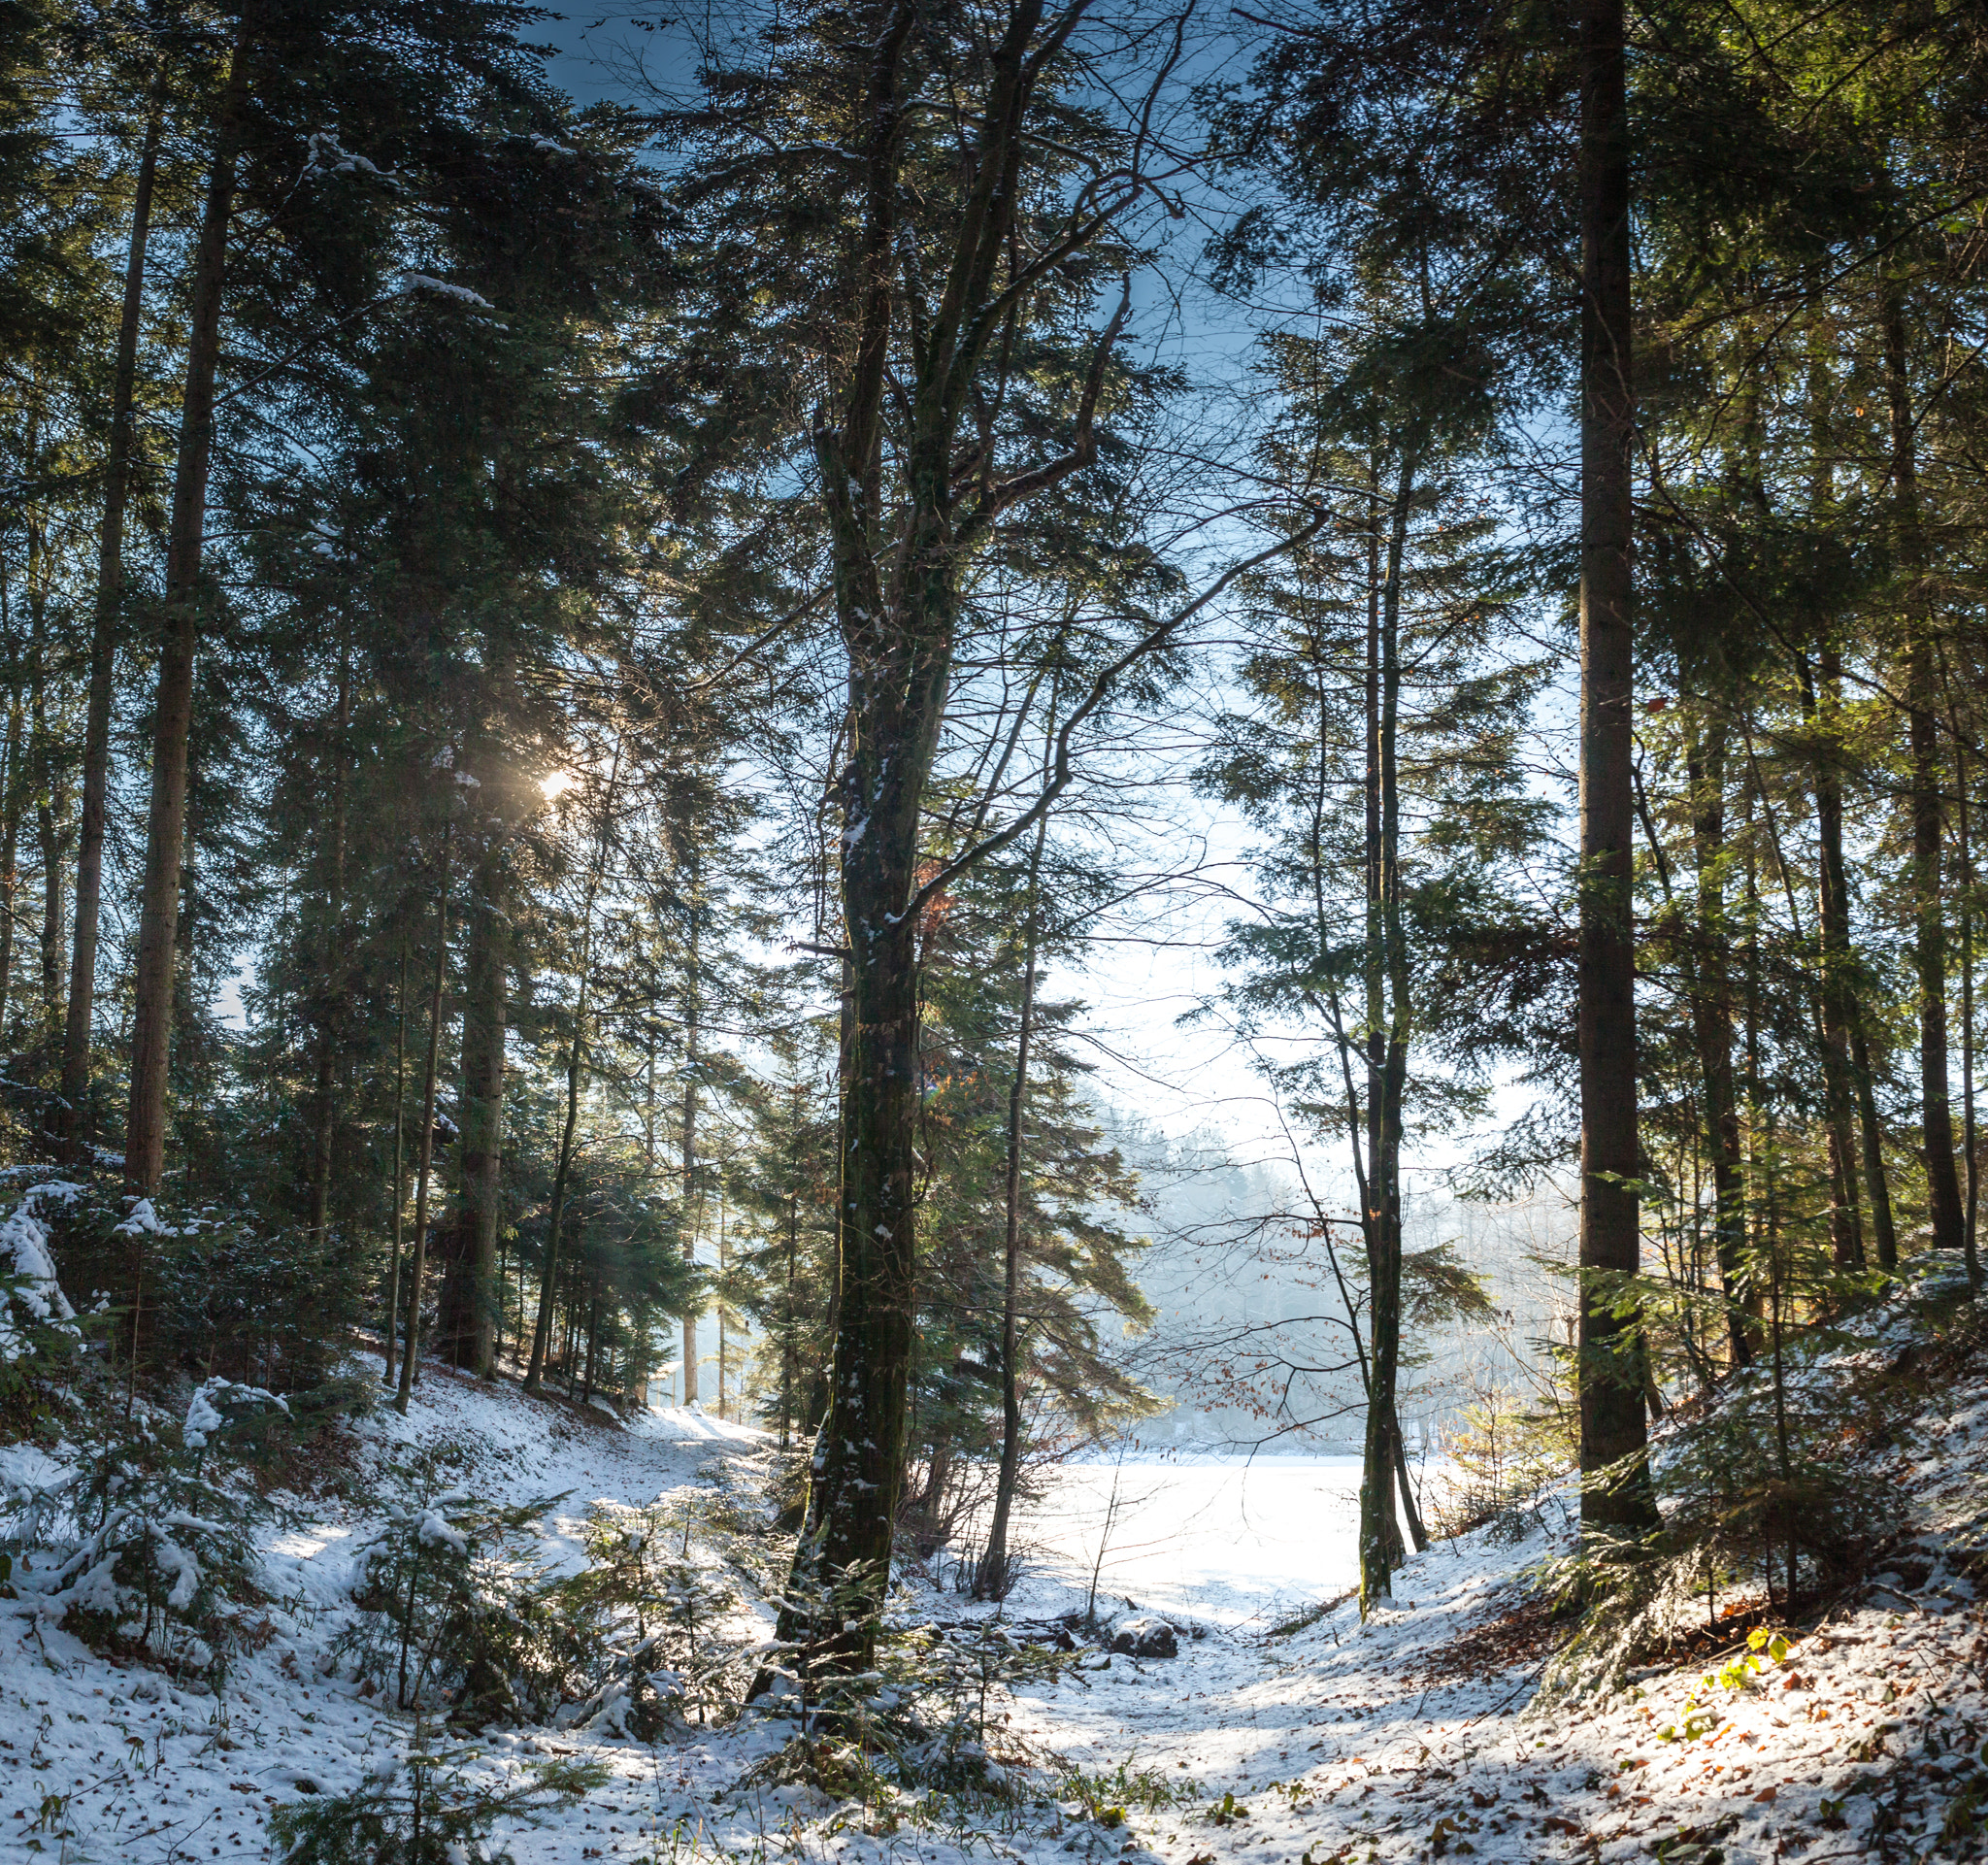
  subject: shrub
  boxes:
[270,1724,605,1865]
[1540,1316,1905,1701]
[554,1498,739,1736]
[6,1406,272,1686]
[0,1181,85,1426]
[1429,1372,1575,1544]
[748,1588,1073,1800]
[338,1465,589,1724]
[31,1181,359,1395]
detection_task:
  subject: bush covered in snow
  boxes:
[0,1181,84,1418]
[1541,1298,1918,1701]
[269,1726,606,1865]
[552,1496,740,1735]
[25,1180,364,1399]
[4,1408,271,1684]
[338,1463,597,1724]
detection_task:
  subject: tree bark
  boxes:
[1791,649,1870,1273]
[770,0,1142,1671]
[1956,712,1981,1291]
[383,943,409,1386]
[1956,731,1971,1296]
[680,850,702,1405]
[1361,455,1415,1612]
[306,641,350,1238]
[124,10,255,1193]
[1575,0,1656,1535]
[395,821,452,1415]
[27,548,67,1068]
[58,87,162,1164]
[1684,717,1755,1356]
[455,856,508,1375]
[1884,281,1963,1261]
[1811,640,1901,1269]
[0,691,22,1046]
[976,802,1049,1602]
[524,758,618,1393]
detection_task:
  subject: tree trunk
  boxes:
[1791,649,1869,1274]
[680,860,702,1405]
[307,641,350,1238]
[976,801,1049,1602]
[1361,455,1415,1613]
[455,860,507,1375]
[1799,325,1882,1276]
[523,758,618,1393]
[383,943,409,1386]
[1685,717,1755,1358]
[28,551,67,1069]
[782,1182,800,1449]
[1957,718,1981,1291]
[0,692,22,1046]
[770,0,1142,1670]
[1812,640,1901,1270]
[524,968,586,1395]
[59,87,162,1164]
[124,11,254,1194]
[1574,0,1655,1535]
[394,822,451,1415]
[1392,1414,1427,1552]
[1884,282,1964,1261]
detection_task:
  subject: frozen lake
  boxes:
[999,1456,1370,1625]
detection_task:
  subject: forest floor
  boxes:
[5,1291,1988,1865]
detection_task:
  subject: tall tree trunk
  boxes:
[59,88,162,1164]
[307,641,350,1239]
[1813,639,1901,1269]
[1799,322,1883,1274]
[680,854,702,1405]
[524,949,587,1395]
[771,0,1146,1670]
[27,548,67,1068]
[124,11,254,1194]
[1361,456,1416,1612]
[1392,1417,1427,1552]
[1957,717,1981,1291]
[455,852,508,1376]
[782,1170,800,1450]
[1796,648,1870,1274]
[1685,716,1754,1360]
[1884,282,1964,1260]
[382,943,409,1386]
[523,757,618,1393]
[1575,0,1655,1534]
[0,691,22,1046]
[976,802,1049,1602]
[394,822,451,1415]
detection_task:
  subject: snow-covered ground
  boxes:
[6,1315,1988,1865]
